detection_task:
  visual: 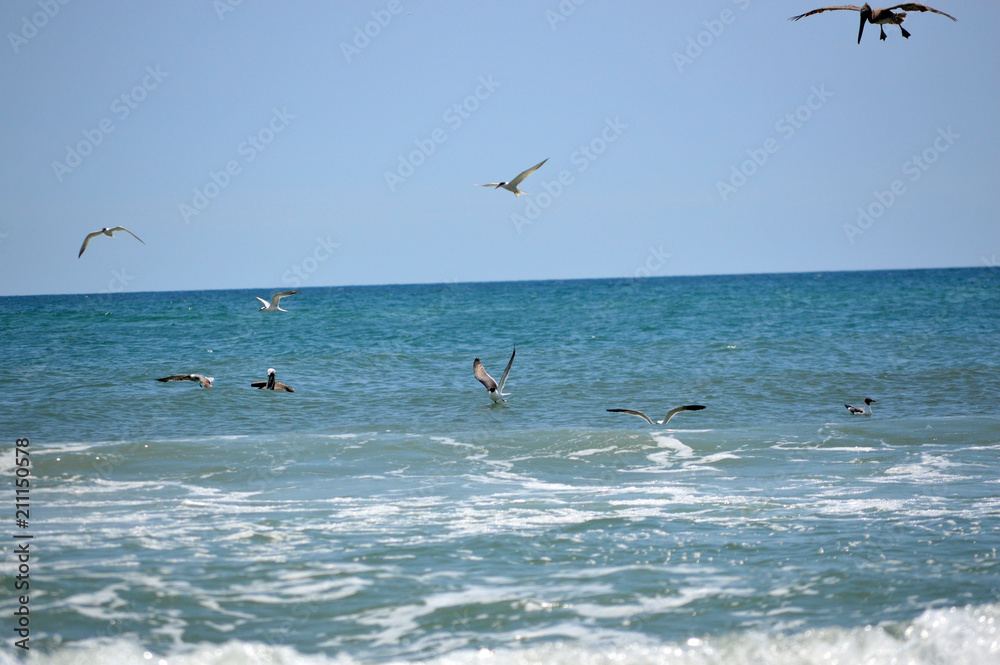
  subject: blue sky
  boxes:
[1,1,996,296]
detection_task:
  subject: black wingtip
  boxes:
[686,405,707,411]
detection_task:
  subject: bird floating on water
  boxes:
[251,368,295,392]
[845,398,876,415]
[157,374,214,388]
[607,404,706,426]
[78,227,145,258]
[256,290,300,312]
[473,347,515,403]
[477,159,548,197]
[789,3,956,43]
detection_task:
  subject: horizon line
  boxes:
[1,263,991,299]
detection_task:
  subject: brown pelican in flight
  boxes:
[607,404,706,426]
[845,398,876,415]
[78,226,145,258]
[477,159,547,197]
[157,374,214,388]
[251,368,295,392]
[256,290,300,312]
[789,4,956,43]
[473,347,515,403]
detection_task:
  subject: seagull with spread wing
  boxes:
[78,226,145,258]
[473,347,515,403]
[256,290,300,312]
[607,404,706,426]
[477,159,548,197]
[789,4,956,43]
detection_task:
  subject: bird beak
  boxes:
[857,13,866,43]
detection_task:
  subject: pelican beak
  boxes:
[857,13,866,44]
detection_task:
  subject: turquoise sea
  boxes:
[2,268,999,664]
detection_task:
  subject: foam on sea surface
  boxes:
[6,602,996,665]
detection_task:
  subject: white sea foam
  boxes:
[570,446,618,458]
[7,603,997,665]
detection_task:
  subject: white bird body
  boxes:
[474,347,516,403]
[607,404,706,426]
[477,159,548,197]
[78,226,145,258]
[257,290,300,312]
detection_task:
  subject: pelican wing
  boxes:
[111,226,146,245]
[78,231,103,258]
[158,374,211,387]
[789,5,864,21]
[473,358,498,392]
[251,381,267,388]
[158,374,196,382]
[496,347,515,393]
[507,159,548,188]
[660,404,706,425]
[274,382,295,392]
[885,3,956,20]
[606,408,655,425]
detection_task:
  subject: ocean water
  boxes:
[1,268,999,664]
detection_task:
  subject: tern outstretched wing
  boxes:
[473,358,498,392]
[496,347,515,393]
[660,405,706,425]
[606,408,655,425]
[507,159,548,188]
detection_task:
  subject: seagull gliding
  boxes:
[607,404,706,426]
[256,290,300,312]
[477,159,548,197]
[78,226,145,258]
